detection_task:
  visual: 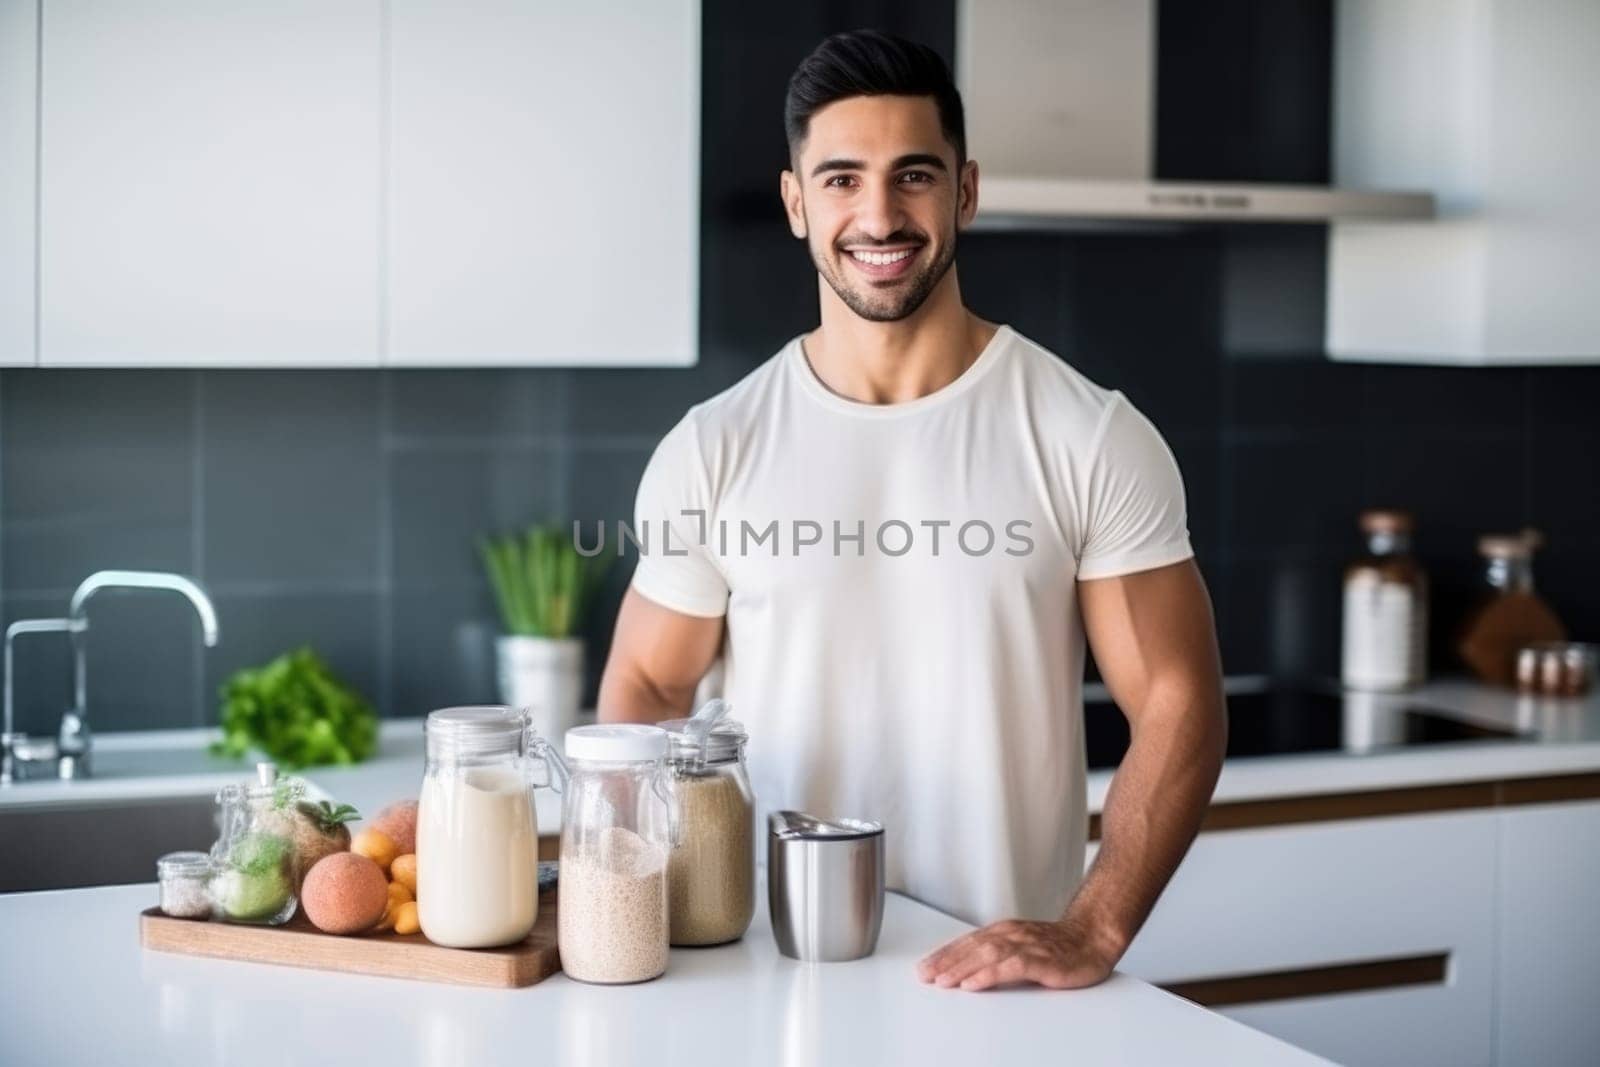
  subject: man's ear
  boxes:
[957,159,980,229]
[780,170,807,239]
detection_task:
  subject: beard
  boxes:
[808,225,958,323]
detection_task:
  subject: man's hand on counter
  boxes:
[917,563,1226,993]
[915,915,1118,992]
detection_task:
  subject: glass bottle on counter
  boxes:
[557,724,681,984]
[208,764,299,925]
[416,706,565,948]
[1458,530,1566,687]
[660,711,755,946]
[1341,509,1427,691]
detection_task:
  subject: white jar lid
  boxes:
[426,705,525,759]
[564,723,668,763]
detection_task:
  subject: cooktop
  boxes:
[1083,685,1523,771]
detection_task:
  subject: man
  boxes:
[598,30,1225,992]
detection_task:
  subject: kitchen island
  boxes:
[4,679,1596,1064]
[0,881,1327,1066]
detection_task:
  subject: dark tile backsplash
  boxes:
[201,372,383,587]
[386,446,566,588]
[2,0,1597,731]
[204,590,382,723]
[1,371,194,593]
[387,369,571,443]
[1,591,201,736]
[1223,434,1368,560]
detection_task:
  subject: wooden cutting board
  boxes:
[140,889,560,988]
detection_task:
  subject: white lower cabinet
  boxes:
[1102,810,1499,1066]
[1223,982,1479,1067]
[1495,799,1600,1067]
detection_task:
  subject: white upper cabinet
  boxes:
[1328,0,1600,364]
[38,1,382,367]
[24,0,698,368]
[385,0,699,366]
[0,0,36,366]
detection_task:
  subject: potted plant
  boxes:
[478,523,611,742]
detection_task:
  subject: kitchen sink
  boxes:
[0,732,264,810]
[0,792,218,893]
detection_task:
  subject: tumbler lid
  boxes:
[769,810,883,840]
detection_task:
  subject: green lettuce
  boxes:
[211,647,377,769]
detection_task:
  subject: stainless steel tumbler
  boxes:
[767,811,885,962]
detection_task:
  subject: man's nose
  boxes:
[855,181,904,241]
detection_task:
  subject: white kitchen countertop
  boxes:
[0,880,1329,1066]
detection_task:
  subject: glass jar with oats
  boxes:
[660,713,755,947]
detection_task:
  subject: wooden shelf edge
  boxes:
[1088,771,1600,840]
[1163,951,1449,1008]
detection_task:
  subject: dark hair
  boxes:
[784,30,966,165]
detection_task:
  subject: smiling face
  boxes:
[781,95,979,323]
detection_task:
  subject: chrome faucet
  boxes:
[60,570,220,779]
[2,617,85,785]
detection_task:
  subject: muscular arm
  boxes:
[596,588,725,724]
[1065,558,1227,961]
[918,558,1224,990]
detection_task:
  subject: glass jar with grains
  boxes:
[660,710,755,946]
[557,724,681,984]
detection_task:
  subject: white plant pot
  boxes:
[495,636,584,744]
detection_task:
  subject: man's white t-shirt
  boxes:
[630,325,1193,925]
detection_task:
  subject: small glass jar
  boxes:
[156,851,214,919]
[557,724,680,984]
[208,765,299,925]
[416,706,564,948]
[1460,531,1566,686]
[660,716,755,946]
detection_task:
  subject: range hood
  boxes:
[956,0,1434,228]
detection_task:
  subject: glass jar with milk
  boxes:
[416,706,565,948]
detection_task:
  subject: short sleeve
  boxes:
[629,413,731,618]
[1075,394,1194,581]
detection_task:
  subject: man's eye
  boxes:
[899,171,934,184]
[824,175,856,188]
